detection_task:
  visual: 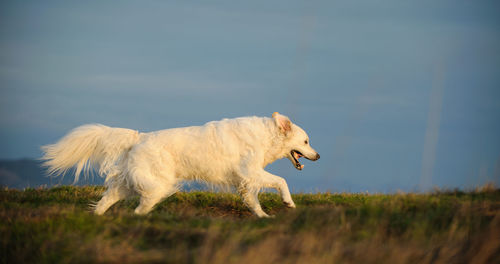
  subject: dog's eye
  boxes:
[304,140,308,144]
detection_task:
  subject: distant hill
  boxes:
[0,159,104,189]
[0,159,208,190]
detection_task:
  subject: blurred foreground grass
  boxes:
[1,185,499,263]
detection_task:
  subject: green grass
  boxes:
[1,186,499,263]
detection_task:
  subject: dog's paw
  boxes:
[261,214,275,218]
[284,201,296,208]
[256,211,275,218]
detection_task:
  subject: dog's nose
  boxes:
[315,153,320,160]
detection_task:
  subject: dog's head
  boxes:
[272,112,320,170]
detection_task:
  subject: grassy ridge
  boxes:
[1,186,499,263]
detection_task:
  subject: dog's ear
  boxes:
[272,112,292,134]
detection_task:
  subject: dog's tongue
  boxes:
[300,164,304,169]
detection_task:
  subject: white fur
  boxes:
[41,113,319,217]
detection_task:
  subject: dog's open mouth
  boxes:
[291,150,304,170]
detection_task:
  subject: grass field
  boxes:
[1,185,499,264]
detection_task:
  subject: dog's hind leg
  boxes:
[127,145,179,215]
[94,184,131,215]
[131,169,179,215]
[134,187,177,215]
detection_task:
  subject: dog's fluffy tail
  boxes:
[41,124,141,183]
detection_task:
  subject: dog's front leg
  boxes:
[238,185,271,218]
[259,170,296,208]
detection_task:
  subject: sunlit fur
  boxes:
[41,113,319,217]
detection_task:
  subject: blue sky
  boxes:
[1,0,499,192]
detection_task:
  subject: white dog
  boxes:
[41,112,320,217]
